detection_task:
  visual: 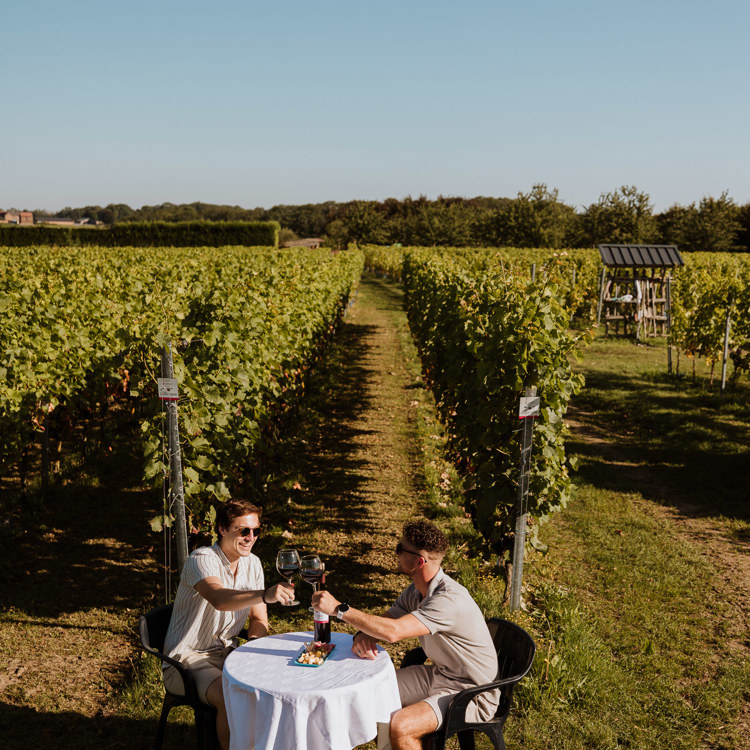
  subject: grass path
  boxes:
[262,273,428,660]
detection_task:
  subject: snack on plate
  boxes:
[296,641,335,666]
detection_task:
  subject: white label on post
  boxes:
[158,377,179,400]
[519,395,540,419]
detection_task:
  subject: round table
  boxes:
[223,631,401,750]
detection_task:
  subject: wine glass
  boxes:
[276,549,300,606]
[300,554,324,611]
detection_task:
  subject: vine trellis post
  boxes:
[720,294,734,395]
[510,387,539,612]
[160,345,188,580]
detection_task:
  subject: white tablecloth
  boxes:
[223,631,401,750]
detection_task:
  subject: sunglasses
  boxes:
[396,542,423,559]
[236,526,261,538]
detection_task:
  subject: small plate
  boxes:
[293,642,336,667]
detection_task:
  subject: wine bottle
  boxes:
[313,571,331,643]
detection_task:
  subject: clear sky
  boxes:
[3,0,748,213]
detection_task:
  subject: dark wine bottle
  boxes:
[313,571,331,643]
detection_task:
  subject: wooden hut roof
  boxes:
[598,244,684,268]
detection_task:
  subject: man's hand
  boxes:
[311,590,341,615]
[352,631,379,660]
[264,581,295,605]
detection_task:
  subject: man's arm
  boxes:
[311,590,430,643]
[194,577,294,611]
[245,601,270,639]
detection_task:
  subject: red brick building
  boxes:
[0,210,34,224]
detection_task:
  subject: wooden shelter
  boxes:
[597,244,684,338]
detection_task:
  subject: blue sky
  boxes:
[3,0,748,213]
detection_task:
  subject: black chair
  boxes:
[139,603,219,750]
[399,617,536,750]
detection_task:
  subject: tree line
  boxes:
[33,185,750,252]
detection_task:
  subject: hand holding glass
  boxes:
[276,549,300,606]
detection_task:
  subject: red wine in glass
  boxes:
[276,549,300,606]
[279,565,299,581]
[300,568,324,585]
[300,554,324,613]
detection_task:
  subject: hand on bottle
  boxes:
[265,581,295,605]
[311,590,340,615]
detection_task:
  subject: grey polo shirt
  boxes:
[387,568,498,688]
[164,543,264,662]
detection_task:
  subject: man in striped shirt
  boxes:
[163,499,295,750]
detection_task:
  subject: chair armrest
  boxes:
[142,644,203,706]
[441,673,527,736]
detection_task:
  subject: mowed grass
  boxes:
[499,336,750,750]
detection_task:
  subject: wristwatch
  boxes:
[336,602,350,620]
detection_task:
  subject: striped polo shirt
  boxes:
[164,543,264,662]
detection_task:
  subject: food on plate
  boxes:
[296,640,335,665]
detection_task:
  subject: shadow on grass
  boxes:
[569,366,750,526]
[0,441,163,619]
[0,701,196,750]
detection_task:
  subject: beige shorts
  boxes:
[163,647,232,703]
[396,664,497,729]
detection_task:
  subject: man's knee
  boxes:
[389,708,409,741]
[390,711,416,746]
[389,702,438,743]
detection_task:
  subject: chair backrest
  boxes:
[486,618,536,717]
[139,603,175,656]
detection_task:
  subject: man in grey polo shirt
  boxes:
[311,519,498,750]
[163,498,295,750]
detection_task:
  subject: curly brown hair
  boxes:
[215,498,262,535]
[403,519,448,559]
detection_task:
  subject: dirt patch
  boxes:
[0,438,164,744]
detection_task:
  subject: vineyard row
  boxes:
[0,245,363,534]
[365,245,750,380]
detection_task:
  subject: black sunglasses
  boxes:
[396,541,422,559]
[237,526,261,538]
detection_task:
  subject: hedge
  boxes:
[0,221,280,248]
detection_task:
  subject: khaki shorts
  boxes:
[396,664,497,729]
[163,647,233,703]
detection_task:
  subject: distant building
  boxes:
[0,210,33,224]
[37,216,76,226]
[280,237,324,249]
